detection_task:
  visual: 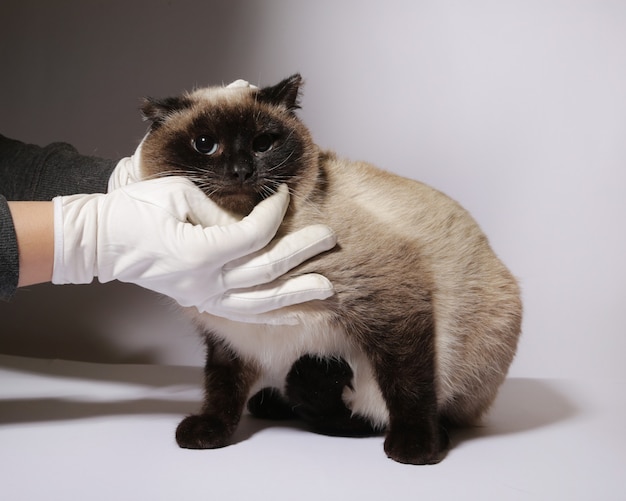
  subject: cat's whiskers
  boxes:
[262,177,327,220]
[266,150,297,173]
[142,168,188,181]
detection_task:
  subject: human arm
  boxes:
[4,177,335,323]
[0,134,116,298]
[6,201,54,287]
[0,135,337,322]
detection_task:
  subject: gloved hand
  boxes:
[52,178,336,324]
[107,141,143,191]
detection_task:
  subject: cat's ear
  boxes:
[141,96,192,126]
[257,74,303,112]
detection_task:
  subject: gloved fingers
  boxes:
[180,186,241,227]
[211,273,334,315]
[225,79,258,90]
[204,185,290,261]
[107,156,135,192]
[107,140,145,192]
[113,176,233,227]
[205,310,302,326]
[116,176,201,209]
[222,224,336,289]
[116,180,290,263]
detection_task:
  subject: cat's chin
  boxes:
[210,190,262,216]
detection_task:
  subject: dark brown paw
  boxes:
[383,425,449,465]
[247,387,296,420]
[175,414,233,450]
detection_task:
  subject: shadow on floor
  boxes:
[450,377,580,445]
[0,355,579,450]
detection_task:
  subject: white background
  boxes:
[1,2,625,499]
[2,0,625,380]
[0,0,626,378]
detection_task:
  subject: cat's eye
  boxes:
[193,135,218,155]
[252,134,275,153]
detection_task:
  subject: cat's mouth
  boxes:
[206,185,264,216]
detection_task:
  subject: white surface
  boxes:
[0,354,624,501]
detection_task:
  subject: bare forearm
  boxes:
[8,201,54,287]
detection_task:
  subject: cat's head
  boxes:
[139,73,318,215]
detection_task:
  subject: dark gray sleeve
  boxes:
[0,134,119,299]
[0,134,118,200]
[0,195,19,299]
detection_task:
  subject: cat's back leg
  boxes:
[352,307,450,465]
[435,278,522,427]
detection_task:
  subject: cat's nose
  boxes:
[231,164,253,182]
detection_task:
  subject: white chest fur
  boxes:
[193,311,389,427]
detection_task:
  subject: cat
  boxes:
[138,74,522,465]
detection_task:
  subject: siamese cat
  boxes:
[138,74,522,465]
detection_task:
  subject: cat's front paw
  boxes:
[383,423,449,465]
[175,414,234,450]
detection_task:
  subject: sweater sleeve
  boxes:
[0,134,118,200]
[0,134,119,299]
[0,195,19,299]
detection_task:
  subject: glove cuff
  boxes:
[52,194,100,285]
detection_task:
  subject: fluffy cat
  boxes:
[138,74,522,465]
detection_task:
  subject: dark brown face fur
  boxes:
[139,74,318,215]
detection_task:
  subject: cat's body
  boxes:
[139,75,522,464]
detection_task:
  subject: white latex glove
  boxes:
[224,79,257,90]
[107,141,144,192]
[52,178,336,324]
